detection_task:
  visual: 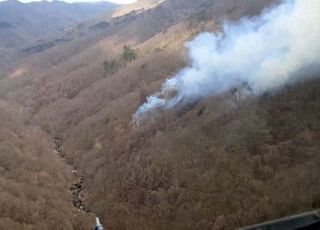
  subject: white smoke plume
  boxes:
[135,0,320,118]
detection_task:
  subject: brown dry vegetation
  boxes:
[0,0,319,229]
[0,99,94,229]
[83,79,320,229]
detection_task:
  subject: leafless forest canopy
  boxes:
[0,0,319,229]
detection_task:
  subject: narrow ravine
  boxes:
[54,137,91,213]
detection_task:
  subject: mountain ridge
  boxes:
[0,0,118,71]
[0,0,319,229]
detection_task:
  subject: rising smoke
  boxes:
[135,0,320,118]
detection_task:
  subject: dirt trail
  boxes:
[54,137,91,213]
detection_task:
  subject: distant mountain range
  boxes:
[0,0,118,59]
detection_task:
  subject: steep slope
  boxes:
[0,0,117,70]
[0,99,94,229]
[1,0,319,229]
[111,0,164,18]
[70,78,320,229]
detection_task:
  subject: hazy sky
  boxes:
[0,0,137,3]
[109,0,136,3]
[90,0,136,4]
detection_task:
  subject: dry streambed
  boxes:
[54,137,91,213]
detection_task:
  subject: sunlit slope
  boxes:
[1,0,319,229]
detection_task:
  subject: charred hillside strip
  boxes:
[22,41,56,54]
[175,99,200,117]
[90,21,110,30]
[22,38,72,54]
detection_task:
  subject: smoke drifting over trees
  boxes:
[135,0,320,118]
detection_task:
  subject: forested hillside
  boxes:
[0,0,319,229]
[0,0,117,71]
